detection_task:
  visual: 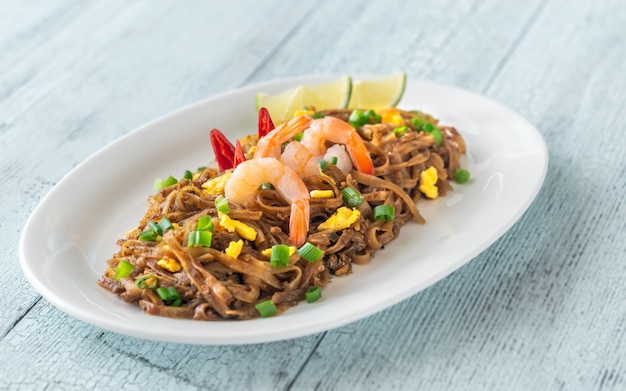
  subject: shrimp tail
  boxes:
[289,199,310,246]
[347,142,375,175]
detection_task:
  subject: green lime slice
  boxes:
[256,75,352,123]
[347,71,407,110]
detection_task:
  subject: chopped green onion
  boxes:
[187,230,213,247]
[454,168,471,184]
[298,242,324,263]
[255,299,277,318]
[115,260,133,280]
[349,109,367,126]
[329,156,338,165]
[134,274,158,289]
[364,109,382,123]
[423,122,443,146]
[259,182,273,190]
[305,286,322,303]
[148,221,162,236]
[342,187,364,206]
[141,217,173,240]
[156,286,181,306]
[196,215,214,231]
[410,117,424,130]
[153,175,178,191]
[270,244,290,267]
[394,126,408,137]
[184,170,193,180]
[215,195,230,214]
[139,229,157,242]
[158,216,174,233]
[349,109,382,129]
[319,160,328,172]
[311,112,325,119]
[293,132,304,142]
[373,204,395,221]
[197,166,206,172]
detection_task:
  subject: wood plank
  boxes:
[0,300,324,389]
[1,0,625,389]
[290,0,626,389]
[0,0,315,336]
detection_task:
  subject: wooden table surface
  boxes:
[2,1,624,390]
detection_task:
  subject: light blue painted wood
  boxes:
[1,0,624,390]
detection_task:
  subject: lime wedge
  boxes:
[348,71,407,110]
[256,76,352,124]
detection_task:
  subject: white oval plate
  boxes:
[19,75,548,345]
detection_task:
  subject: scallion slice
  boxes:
[255,299,277,318]
[196,215,214,231]
[258,182,273,190]
[134,274,158,289]
[342,187,364,206]
[153,175,178,190]
[394,126,408,137]
[148,221,162,236]
[373,204,395,221]
[156,286,181,306]
[454,168,471,184]
[305,286,322,303]
[184,170,193,180]
[364,109,382,123]
[423,122,443,146]
[215,195,230,214]
[298,242,324,263]
[115,260,133,280]
[139,229,157,242]
[410,117,424,130]
[187,230,213,247]
[270,244,290,267]
[319,160,328,172]
[158,216,174,233]
[329,156,338,165]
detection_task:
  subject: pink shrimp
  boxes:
[279,140,321,177]
[224,157,310,246]
[300,116,375,175]
[254,115,312,159]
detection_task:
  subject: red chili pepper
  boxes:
[233,139,246,168]
[258,107,275,138]
[209,128,235,171]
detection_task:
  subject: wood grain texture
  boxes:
[1,0,625,390]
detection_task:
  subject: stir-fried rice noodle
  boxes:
[98,108,468,320]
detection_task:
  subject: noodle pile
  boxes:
[98,108,467,320]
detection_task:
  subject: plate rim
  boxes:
[19,74,549,345]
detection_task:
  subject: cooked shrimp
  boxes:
[224,157,310,246]
[280,141,321,177]
[254,115,312,159]
[300,116,375,175]
[323,144,353,174]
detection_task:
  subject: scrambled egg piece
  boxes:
[318,207,360,231]
[218,213,257,241]
[310,189,335,198]
[419,166,439,199]
[225,240,244,259]
[202,171,232,195]
[157,257,181,272]
[380,108,405,126]
[261,246,297,258]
